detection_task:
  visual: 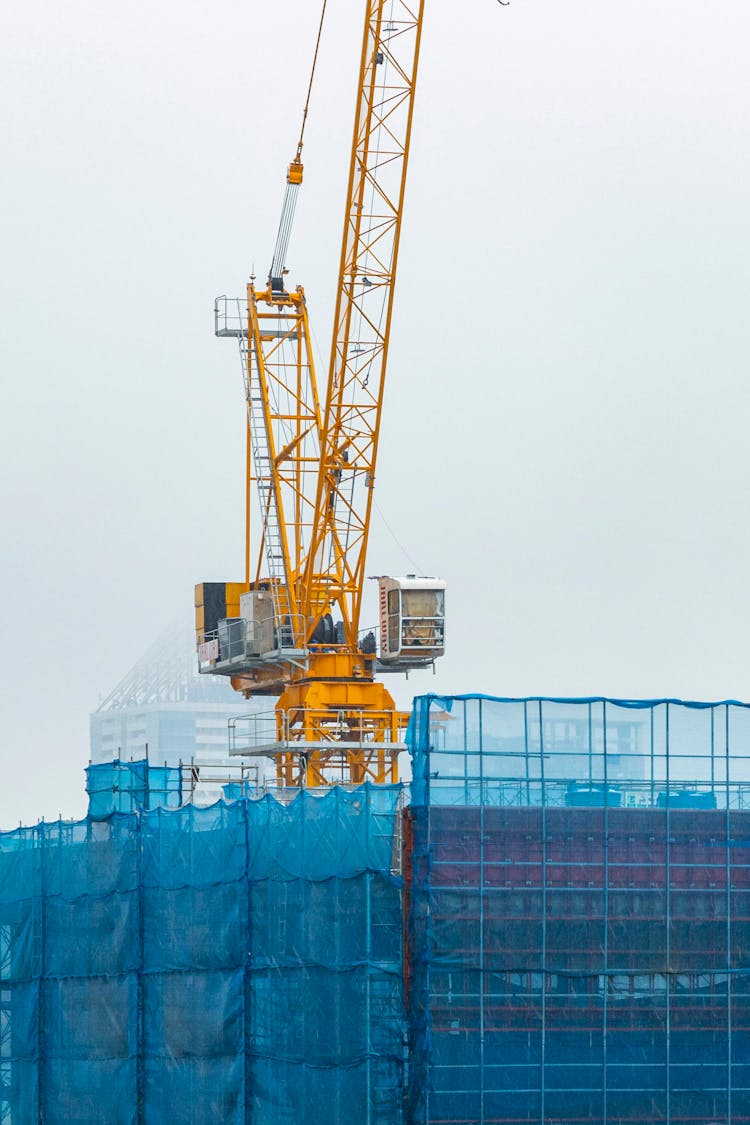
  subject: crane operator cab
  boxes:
[377,576,446,670]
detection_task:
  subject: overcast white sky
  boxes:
[1,0,748,827]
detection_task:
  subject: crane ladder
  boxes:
[239,329,292,628]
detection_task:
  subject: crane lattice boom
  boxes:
[303,2,426,646]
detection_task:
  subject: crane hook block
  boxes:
[287,160,304,186]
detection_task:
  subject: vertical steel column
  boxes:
[365,874,372,1122]
[243,798,252,1125]
[523,701,531,806]
[463,703,469,805]
[424,712,432,1125]
[365,787,372,1124]
[587,702,593,786]
[478,698,485,1125]
[36,823,45,1125]
[602,701,610,1125]
[538,701,546,1125]
[726,704,733,1125]
[650,707,655,807]
[0,923,11,1125]
[136,812,145,1123]
[665,702,672,1125]
[299,793,308,1114]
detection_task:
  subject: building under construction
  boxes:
[1,693,749,1123]
[407,694,750,1125]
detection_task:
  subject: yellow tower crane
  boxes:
[196,0,445,788]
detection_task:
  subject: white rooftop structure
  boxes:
[94,618,240,712]
[90,620,262,800]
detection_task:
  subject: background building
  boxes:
[90,620,262,801]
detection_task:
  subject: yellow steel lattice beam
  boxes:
[303,1,426,646]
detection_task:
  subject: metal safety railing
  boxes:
[214,295,247,338]
[199,615,310,669]
[422,775,750,811]
[229,707,408,756]
[181,757,260,802]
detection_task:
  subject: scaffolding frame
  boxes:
[408,695,750,1125]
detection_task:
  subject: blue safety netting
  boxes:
[85,758,182,818]
[407,694,750,1124]
[0,784,405,1124]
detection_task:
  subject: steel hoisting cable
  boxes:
[268,0,328,282]
[269,182,299,280]
[295,0,328,163]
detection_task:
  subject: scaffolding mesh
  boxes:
[85,759,183,817]
[0,784,405,1124]
[407,694,750,1125]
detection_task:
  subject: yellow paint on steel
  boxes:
[219,1,426,786]
[301,1,426,649]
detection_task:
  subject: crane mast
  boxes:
[197,0,446,789]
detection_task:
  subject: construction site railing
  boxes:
[229,707,408,756]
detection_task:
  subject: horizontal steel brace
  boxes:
[230,740,408,758]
